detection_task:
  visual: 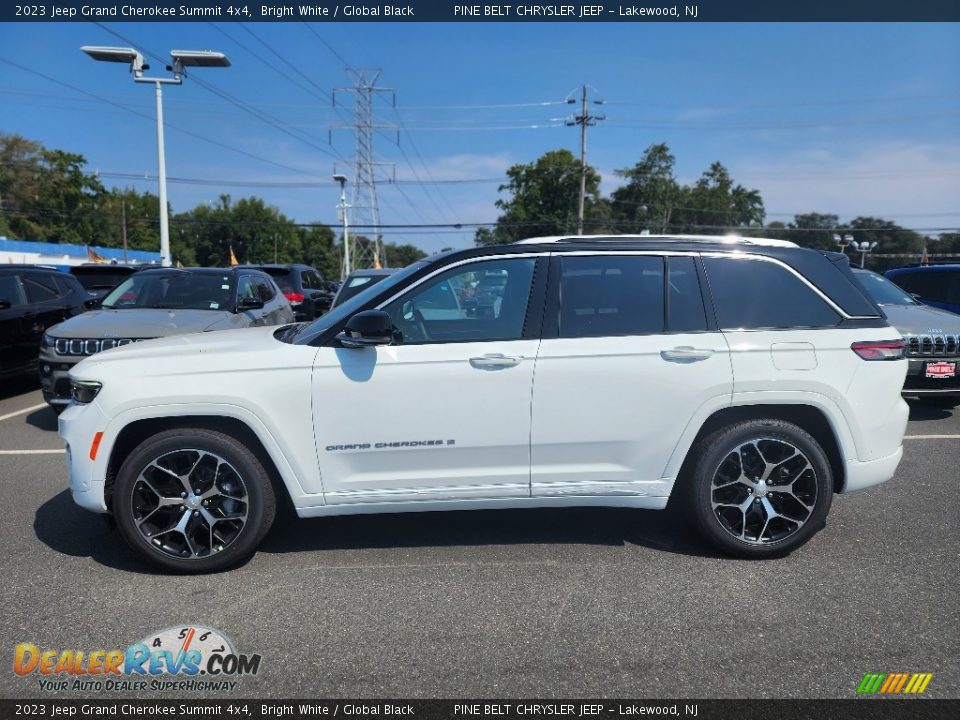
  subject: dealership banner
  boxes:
[4,0,960,22]
[1,700,958,719]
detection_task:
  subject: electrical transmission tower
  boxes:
[332,69,396,271]
[565,85,606,235]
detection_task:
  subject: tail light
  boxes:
[851,340,906,360]
[284,292,305,304]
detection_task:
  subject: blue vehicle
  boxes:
[885,264,960,315]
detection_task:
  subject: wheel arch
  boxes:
[676,404,847,493]
[104,415,297,515]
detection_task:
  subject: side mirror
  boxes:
[236,296,265,313]
[83,297,101,310]
[910,293,923,301]
[337,310,393,348]
[0,299,11,310]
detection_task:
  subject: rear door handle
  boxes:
[469,353,522,369]
[660,346,714,362]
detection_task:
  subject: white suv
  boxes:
[59,236,909,572]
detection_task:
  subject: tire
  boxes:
[113,428,276,573]
[683,419,833,559]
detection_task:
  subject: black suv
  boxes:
[69,263,143,300]
[0,265,90,380]
[237,264,332,321]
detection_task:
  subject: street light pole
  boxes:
[853,240,879,268]
[333,174,350,280]
[81,46,230,267]
[152,80,171,266]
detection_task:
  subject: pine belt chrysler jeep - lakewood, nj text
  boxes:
[59,235,909,572]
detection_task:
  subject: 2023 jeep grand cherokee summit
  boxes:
[59,235,909,572]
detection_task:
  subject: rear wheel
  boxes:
[113,428,275,573]
[685,419,833,558]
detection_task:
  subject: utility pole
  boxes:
[566,85,605,235]
[332,69,396,270]
[121,200,128,263]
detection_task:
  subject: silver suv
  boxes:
[41,267,294,410]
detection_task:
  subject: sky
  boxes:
[0,21,958,253]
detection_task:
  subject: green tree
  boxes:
[610,143,682,233]
[674,161,765,232]
[476,149,604,245]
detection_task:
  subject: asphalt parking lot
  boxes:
[1,376,958,700]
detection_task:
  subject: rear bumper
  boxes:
[841,446,903,493]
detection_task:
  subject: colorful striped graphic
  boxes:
[857,672,933,694]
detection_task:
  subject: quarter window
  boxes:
[383,258,536,344]
[559,255,664,338]
[23,275,60,303]
[703,256,840,329]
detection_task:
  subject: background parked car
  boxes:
[331,268,397,308]
[238,263,333,321]
[39,266,294,410]
[885,264,960,315]
[68,263,143,300]
[854,268,960,405]
[1,265,91,381]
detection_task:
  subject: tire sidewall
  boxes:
[113,430,271,573]
[689,421,833,558]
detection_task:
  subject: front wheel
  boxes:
[113,428,276,573]
[684,419,833,558]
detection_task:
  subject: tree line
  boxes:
[2,133,957,274]
[0,133,426,278]
[476,144,959,271]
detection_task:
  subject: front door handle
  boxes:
[469,353,522,369]
[660,346,714,362]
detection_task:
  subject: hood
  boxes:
[46,308,233,339]
[881,303,960,336]
[70,325,295,377]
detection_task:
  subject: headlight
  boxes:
[42,333,56,348]
[71,380,103,404]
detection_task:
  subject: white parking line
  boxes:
[0,449,65,455]
[0,403,47,422]
[904,434,960,440]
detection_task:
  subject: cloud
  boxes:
[729,141,960,229]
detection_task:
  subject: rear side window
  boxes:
[23,275,61,303]
[703,256,840,329]
[0,275,27,306]
[300,271,315,290]
[559,255,664,338]
[667,256,708,332]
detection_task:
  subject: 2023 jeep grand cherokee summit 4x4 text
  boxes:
[59,236,909,572]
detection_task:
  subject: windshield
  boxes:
[853,269,918,306]
[294,262,428,344]
[102,272,234,311]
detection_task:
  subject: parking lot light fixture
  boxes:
[333,174,350,280]
[81,46,230,267]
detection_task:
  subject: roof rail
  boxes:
[515,234,798,248]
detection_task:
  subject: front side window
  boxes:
[559,255,664,338]
[256,279,276,302]
[237,276,259,301]
[703,256,840,329]
[383,258,536,344]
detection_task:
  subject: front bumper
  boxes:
[902,357,960,397]
[58,401,111,513]
[38,347,81,405]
